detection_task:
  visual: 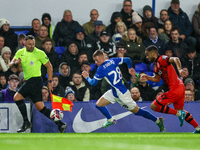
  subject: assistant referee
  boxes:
[9,35,67,133]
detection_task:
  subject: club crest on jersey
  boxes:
[162,56,168,60]
[158,70,162,75]
[30,61,34,66]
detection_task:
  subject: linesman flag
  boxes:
[51,94,74,112]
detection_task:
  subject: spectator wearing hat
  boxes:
[69,71,90,101]
[168,0,196,47]
[41,13,55,39]
[88,20,104,42]
[165,27,187,58]
[58,62,71,89]
[0,18,18,55]
[0,46,11,72]
[112,21,127,45]
[35,25,56,50]
[0,36,4,54]
[82,9,106,36]
[26,18,41,37]
[184,78,200,101]
[119,28,147,66]
[53,10,81,48]
[59,42,79,75]
[96,31,116,57]
[131,12,145,40]
[81,61,101,100]
[42,86,51,102]
[0,74,20,102]
[181,47,200,88]
[142,5,159,27]
[106,12,123,37]
[143,26,165,55]
[75,27,98,63]
[64,87,77,101]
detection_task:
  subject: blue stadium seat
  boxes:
[55,46,66,58]
[145,71,163,89]
[46,72,60,79]
[14,30,29,36]
[150,62,154,72]
[134,63,148,73]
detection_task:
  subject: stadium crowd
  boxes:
[0,0,200,102]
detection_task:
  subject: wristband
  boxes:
[12,62,15,66]
[48,80,52,83]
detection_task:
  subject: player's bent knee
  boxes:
[130,105,139,114]
[13,92,24,101]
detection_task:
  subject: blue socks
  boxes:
[95,104,112,119]
[135,108,157,122]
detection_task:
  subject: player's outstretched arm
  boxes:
[44,61,53,93]
[140,73,161,82]
[169,57,187,78]
[82,71,98,86]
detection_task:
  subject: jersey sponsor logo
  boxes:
[158,70,162,75]
[30,61,34,66]
[72,106,147,133]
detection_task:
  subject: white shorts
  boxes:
[102,89,137,111]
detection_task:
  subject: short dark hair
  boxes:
[93,49,104,57]
[18,34,26,40]
[72,71,82,77]
[123,0,132,4]
[145,45,159,53]
[52,73,59,79]
[170,27,180,34]
[160,9,168,16]
[79,52,88,58]
[42,38,53,45]
[8,74,19,81]
[0,35,5,41]
[31,18,40,25]
[25,35,35,41]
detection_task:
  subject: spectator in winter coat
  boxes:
[53,10,81,48]
[0,18,18,55]
[168,0,196,47]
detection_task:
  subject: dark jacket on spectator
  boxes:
[106,12,123,37]
[143,37,165,55]
[181,53,200,84]
[26,29,38,37]
[53,19,81,47]
[41,49,59,81]
[165,38,188,58]
[52,83,65,97]
[58,62,72,89]
[0,28,18,54]
[120,9,134,29]
[136,82,155,101]
[168,7,192,37]
[75,36,97,63]
[59,49,79,75]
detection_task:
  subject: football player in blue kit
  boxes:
[82,50,165,132]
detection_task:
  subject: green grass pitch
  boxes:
[0,133,199,150]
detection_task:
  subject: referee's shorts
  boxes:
[18,77,43,103]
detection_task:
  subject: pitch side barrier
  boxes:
[33,101,200,133]
[1,102,200,133]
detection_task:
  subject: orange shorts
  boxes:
[153,83,185,110]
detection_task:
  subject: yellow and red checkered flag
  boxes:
[51,94,74,112]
